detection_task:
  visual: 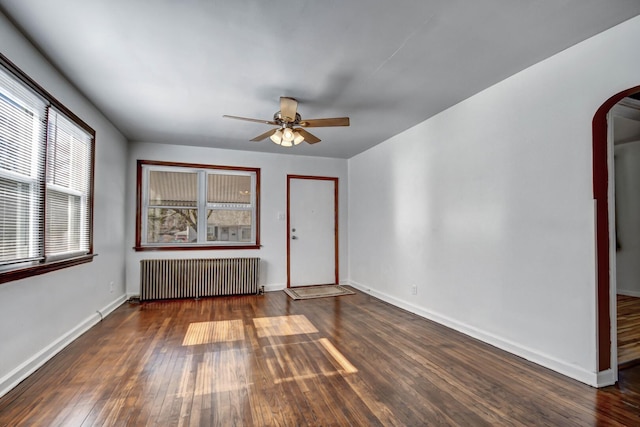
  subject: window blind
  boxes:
[0,66,47,266]
[45,109,92,260]
[0,54,95,275]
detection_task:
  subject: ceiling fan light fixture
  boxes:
[282,127,295,142]
[293,131,304,145]
[270,128,283,145]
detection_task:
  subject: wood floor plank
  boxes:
[1,288,640,426]
[618,294,640,366]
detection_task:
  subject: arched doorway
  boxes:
[593,85,640,378]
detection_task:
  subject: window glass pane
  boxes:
[46,112,91,193]
[207,174,251,205]
[0,178,37,262]
[147,208,198,243]
[0,93,38,177]
[45,189,81,254]
[148,171,198,207]
[206,210,252,242]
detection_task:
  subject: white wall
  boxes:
[0,12,128,397]
[348,15,640,386]
[126,142,348,294]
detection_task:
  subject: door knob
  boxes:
[291,236,298,240]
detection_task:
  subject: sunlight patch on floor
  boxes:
[318,338,358,374]
[182,319,245,345]
[265,339,358,384]
[253,314,318,337]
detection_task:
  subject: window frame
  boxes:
[0,53,95,285]
[135,160,261,251]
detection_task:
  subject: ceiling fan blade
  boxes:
[280,97,298,122]
[250,128,278,141]
[299,117,350,127]
[223,115,278,125]
[294,128,321,144]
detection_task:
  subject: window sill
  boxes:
[0,254,97,285]
[134,244,260,252]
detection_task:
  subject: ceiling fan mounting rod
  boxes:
[274,111,301,126]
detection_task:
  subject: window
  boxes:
[136,160,260,250]
[0,54,95,284]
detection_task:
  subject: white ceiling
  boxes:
[2,1,640,159]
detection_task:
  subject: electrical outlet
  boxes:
[109,281,114,293]
[411,285,417,295]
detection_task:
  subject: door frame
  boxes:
[593,85,640,381]
[286,175,339,288]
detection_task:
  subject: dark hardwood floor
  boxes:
[618,294,640,367]
[1,287,639,426]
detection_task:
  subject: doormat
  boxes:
[284,285,355,300]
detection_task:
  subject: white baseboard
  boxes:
[347,280,601,387]
[98,294,128,317]
[596,368,616,387]
[617,288,640,298]
[0,294,128,398]
[263,283,286,292]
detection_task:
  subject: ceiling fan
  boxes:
[223,97,350,147]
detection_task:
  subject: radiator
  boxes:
[140,258,260,301]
